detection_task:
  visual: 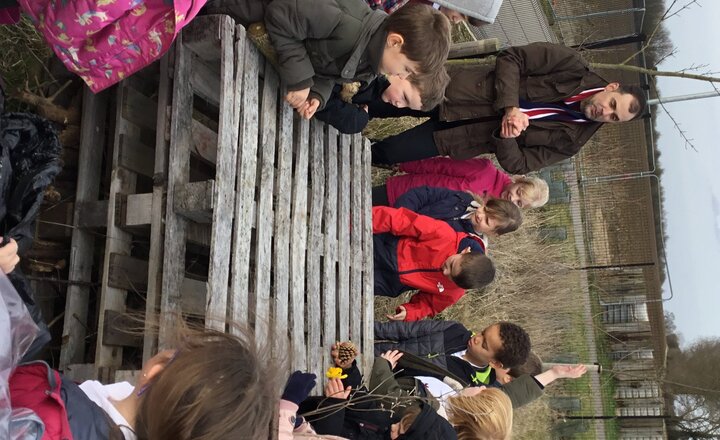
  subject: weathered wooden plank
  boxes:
[190,53,221,107]
[336,134,351,342]
[159,40,193,347]
[174,180,215,224]
[289,116,309,371]
[349,133,363,345]
[230,36,260,329]
[322,127,339,369]
[180,277,209,316]
[118,134,154,177]
[183,16,223,62]
[121,86,158,132]
[60,88,108,370]
[306,120,325,385]
[191,118,218,164]
[360,136,375,372]
[144,54,171,363]
[102,310,143,347]
[253,59,278,341]
[75,200,109,228]
[273,85,294,355]
[205,16,237,331]
[37,201,73,239]
[108,253,148,291]
[118,193,153,228]
[114,370,141,385]
[63,364,98,383]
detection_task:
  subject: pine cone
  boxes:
[337,341,358,364]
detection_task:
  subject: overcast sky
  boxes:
[654,2,720,347]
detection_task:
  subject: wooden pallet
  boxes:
[60,14,375,384]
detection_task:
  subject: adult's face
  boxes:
[580,82,638,123]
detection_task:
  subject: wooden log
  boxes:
[306,120,325,386]
[252,59,279,341]
[107,253,148,291]
[322,126,339,370]
[360,136,375,373]
[144,54,171,363]
[448,38,500,59]
[289,116,309,371]
[204,16,237,331]
[336,134,351,342]
[230,36,261,329]
[102,310,143,347]
[273,84,294,355]
[174,180,215,224]
[60,88,108,370]
[159,40,193,347]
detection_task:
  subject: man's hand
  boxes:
[0,237,19,274]
[324,378,351,400]
[286,88,311,109]
[551,364,588,379]
[380,350,403,370]
[297,98,320,119]
[386,305,407,321]
[500,107,529,138]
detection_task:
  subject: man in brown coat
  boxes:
[370,42,647,174]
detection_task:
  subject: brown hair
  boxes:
[447,388,513,440]
[616,84,647,120]
[409,67,450,111]
[484,197,523,235]
[134,326,278,440]
[386,3,451,75]
[454,253,495,289]
[508,351,543,378]
[398,405,422,433]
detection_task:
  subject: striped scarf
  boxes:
[519,87,605,123]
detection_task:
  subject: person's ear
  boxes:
[461,246,472,254]
[605,82,620,92]
[136,349,176,391]
[386,32,405,48]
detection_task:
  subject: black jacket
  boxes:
[314,76,390,134]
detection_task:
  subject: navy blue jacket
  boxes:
[314,76,390,134]
[394,186,478,235]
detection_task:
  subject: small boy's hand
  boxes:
[298,98,320,119]
[324,378,351,400]
[386,305,407,321]
[0,237,20,274]
[552,364,587,379]
[286,88,311,109]
[380,350,403,369]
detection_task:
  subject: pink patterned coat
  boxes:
[19,0,206,92]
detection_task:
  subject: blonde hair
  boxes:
[447,388,513,440]
[512,176,549,208]
[134,326,278,440]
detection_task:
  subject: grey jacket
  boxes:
[264,0,387,108]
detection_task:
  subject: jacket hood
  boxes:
[402,403,457,440]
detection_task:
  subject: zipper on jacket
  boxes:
[398,267,442,276]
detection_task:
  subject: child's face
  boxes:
[381,33,420,80]
[500,183,530,209]
[465,324,504,367]
[470,206,499,236]
[441,247,471,280]
[381,76,423,110]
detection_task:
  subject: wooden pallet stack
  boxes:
[56,14,375,384]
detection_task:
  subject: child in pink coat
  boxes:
[14,0,206,92]
[373,157,549,209]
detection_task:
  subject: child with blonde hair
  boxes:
[372,157,549,209]
[446,387,513,440]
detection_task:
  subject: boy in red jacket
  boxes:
[373,206,495,321]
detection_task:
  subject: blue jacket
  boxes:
[394,186,478,235]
